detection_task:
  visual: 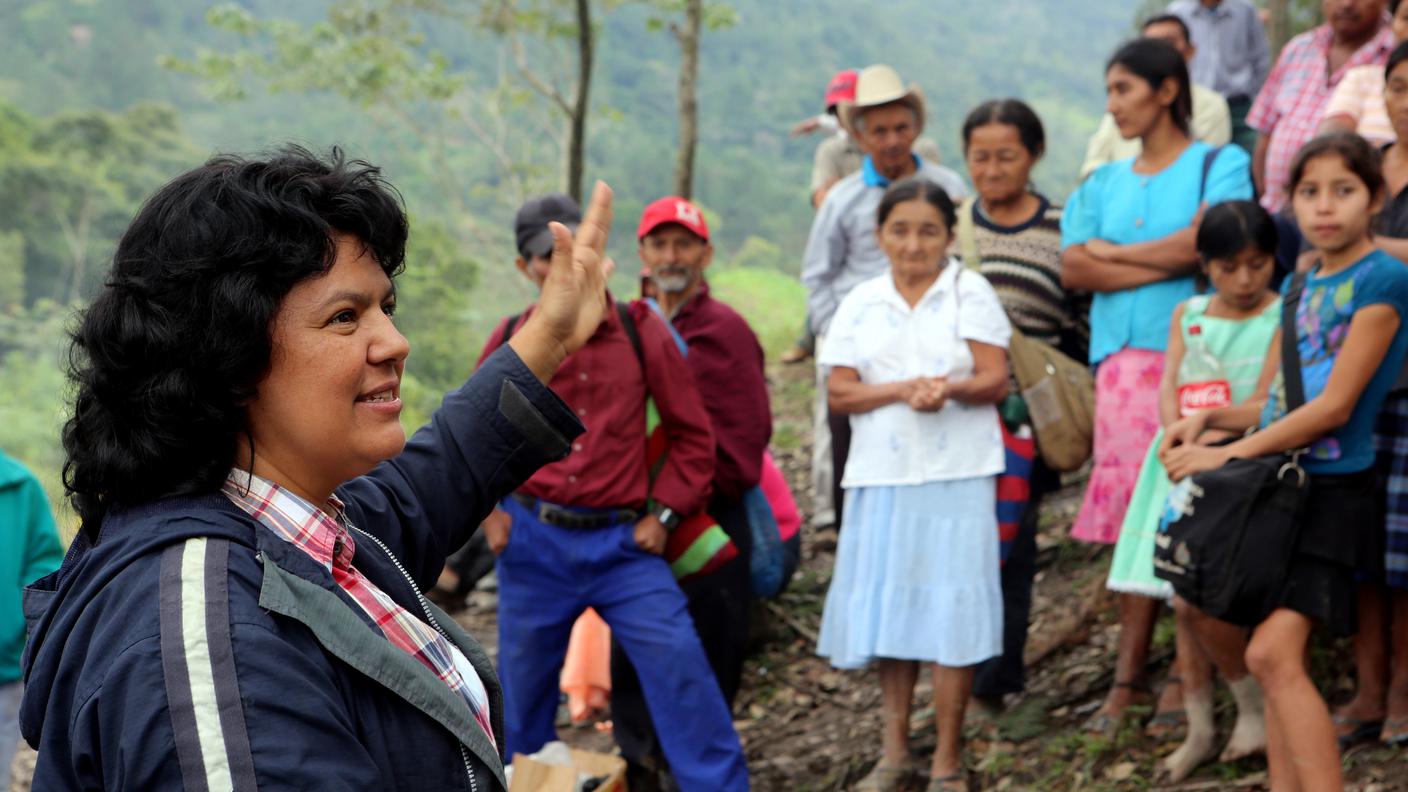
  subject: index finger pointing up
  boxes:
[573,180,614,259]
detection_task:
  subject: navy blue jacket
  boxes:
[20,348,583,792]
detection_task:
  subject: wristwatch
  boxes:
[652,505,683,533]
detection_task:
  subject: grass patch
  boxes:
[709,266,807,362]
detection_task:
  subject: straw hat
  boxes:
[838,64,926,135]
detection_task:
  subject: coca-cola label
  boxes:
[1178,380,1231,416]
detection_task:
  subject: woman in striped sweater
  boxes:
[954,98,1088,714]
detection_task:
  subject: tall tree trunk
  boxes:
[672,0,701,199]
[566,0,593,203]
[1266,0,1290,57]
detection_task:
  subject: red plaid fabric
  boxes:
[1248,22,1392,212]
[222,471,495,748]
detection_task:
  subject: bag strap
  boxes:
[495,312,523,349]
[1280,271,1308,410]
[957,197,981,271]
[642,297,689,356]
[616,300,644,367]
[1198,145,1223,204]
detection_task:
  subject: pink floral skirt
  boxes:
[1071,348,1165,545]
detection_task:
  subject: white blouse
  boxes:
[819,260,1011,487]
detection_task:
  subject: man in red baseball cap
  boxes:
[612,196,773,791]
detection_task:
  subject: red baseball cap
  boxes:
[824,69,858,109]
[636,196,710,242]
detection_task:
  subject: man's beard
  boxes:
[651,268,693,295]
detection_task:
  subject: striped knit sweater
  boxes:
[954,196,1090,359]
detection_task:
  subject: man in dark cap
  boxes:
[474,195,749,791]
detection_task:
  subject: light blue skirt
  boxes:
[817,477,1003,669]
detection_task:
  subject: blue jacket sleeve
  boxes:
[339,344,585,588]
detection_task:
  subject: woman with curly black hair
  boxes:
[17,145,615,792]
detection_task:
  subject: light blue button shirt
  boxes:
[801,155,969,335]
[1061,141,1253,364]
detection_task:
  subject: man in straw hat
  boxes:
[800,63,969,531]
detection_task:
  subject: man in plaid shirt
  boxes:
[1249,0,1391,212]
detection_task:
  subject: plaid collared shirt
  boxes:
[1248,23,1393,212]
[222,470,495,748]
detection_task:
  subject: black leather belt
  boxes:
[510,493,640,530]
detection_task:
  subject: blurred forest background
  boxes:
[0,0,1319,526]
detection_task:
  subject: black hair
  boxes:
[1394,0,1402,16]
[1286,131,1385,198]
[876,177,957,231]
[961,98,1046,157]
[63,145,408,537]
[1142,13,1193,46]
[1107,38,1193,135]
[1388,39,1408,80]
[1196,200,1279,264]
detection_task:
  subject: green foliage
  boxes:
[0,299,74,515]
[729,235,788,273]
[395,217,482,393]
[708,264,805,360]
[0,231,26,306]
[0,99,202,304]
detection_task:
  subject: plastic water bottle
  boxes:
[1177,324,1231,417]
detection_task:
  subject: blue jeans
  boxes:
[494,498,749,792]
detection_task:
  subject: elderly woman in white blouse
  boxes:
[817,177,1011,792]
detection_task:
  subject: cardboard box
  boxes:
[507,747,626,792]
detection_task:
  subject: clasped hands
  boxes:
[898,376,948,413]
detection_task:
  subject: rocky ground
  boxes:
[8,359,1408,791]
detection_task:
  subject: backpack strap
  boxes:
[1198,145,1224,204]
[616,301,644,367]
[642,298,690,356]
[494,313,523,349]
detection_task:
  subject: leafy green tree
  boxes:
[0,100,201,304]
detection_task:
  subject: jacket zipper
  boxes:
[348,524,481,792]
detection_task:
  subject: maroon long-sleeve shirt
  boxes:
[669,283,773,502]
[477,299,715,515]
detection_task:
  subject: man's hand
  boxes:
[482,508,512,556]
[633,514,670,556]
[509,181,616,382]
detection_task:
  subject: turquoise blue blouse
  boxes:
[1060,142,1253,364]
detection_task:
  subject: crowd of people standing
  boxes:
[793,0,1408,789]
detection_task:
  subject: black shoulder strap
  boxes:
[616,300,644,367]
[1198,144,1224,204]
[495,313,523,350]
[1280,271,1308,410]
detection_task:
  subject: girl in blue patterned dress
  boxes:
[1163,132,1408,792]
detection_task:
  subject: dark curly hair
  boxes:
[63,145,408,537]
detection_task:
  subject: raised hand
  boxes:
[509,181,615,382]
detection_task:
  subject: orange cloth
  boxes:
[559,608,611,723]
